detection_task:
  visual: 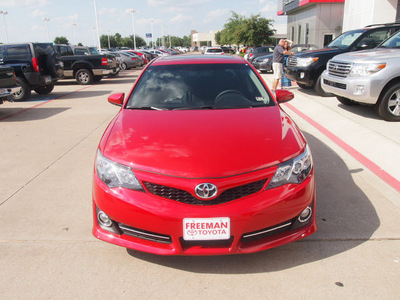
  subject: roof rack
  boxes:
[364,22,400,28]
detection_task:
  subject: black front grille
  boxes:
[323,79,346,90]
[143,179,267,206]
[241,220,293,243]
[286,56,297,67]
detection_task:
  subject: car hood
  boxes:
[332,48,400,62]
[295,47,343,57]
[102,107,306,178]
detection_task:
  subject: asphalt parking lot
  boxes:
[1,67,399,299]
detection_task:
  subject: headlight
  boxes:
[297,57,318,67]
[349,63,386,77]
[95,150,144,191]
[262,58,270,62]
[266,146,313,189]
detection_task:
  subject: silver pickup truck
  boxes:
[321,30,400,121]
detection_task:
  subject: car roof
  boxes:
[151,55,246,66]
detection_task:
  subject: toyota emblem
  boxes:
[195,183,218,199]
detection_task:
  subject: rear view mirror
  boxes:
[108,93,125,106]
[275,89,294,103]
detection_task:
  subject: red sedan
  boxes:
[92,55,317,255]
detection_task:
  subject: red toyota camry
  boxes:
[92,55,317,255]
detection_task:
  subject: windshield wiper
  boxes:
[172,106,216,110]
[127,106,165,110]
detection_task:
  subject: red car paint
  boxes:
[92,55,317,255]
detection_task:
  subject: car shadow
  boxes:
[337,104,382,120]
[0,107,70,122]
[125,132,380,273]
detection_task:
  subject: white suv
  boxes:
[322,30,400,121]
[204,47,224,55]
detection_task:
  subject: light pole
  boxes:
[92,26,96,47]
[150,19,154,49]
[169,27,171,48]
[72,22,77,45]
[0,11,9,43]
[161,25,164,48]
[93,0,101,50]
[43,17,50,42]
[130,9,136,50]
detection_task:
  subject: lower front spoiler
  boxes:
[92,201,317,256]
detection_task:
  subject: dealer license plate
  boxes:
[183,218,230,241]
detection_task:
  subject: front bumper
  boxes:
[284,66,315,86]
[321,70,382,105]
[92,166,317,255]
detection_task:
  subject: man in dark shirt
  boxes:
[272,39,293,93]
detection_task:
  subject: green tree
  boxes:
[218,12,276,47]
[54,36,69,44]
[215,31,221,45]
[239,14,275,46]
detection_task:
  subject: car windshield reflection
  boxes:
[126,64,274,110]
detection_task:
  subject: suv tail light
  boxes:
[32,58,40,72]
[102,57,108,66]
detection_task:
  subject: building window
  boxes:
[291,27,295,41]
[298,25,302,44]
[305,23,309,44]
[324,34,333,46]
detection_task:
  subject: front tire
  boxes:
[75,69,93,85]
[315,74,333,97]
[121,63,127,70]
[12,77,31,101]
[34,83,54,95]
[376,83,400,121]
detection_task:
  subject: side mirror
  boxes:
[108,93,125,106]
[275,89,294,103]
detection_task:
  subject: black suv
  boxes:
[0,43,63,100]
[284,22,400,96]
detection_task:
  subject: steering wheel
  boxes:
[215,89,252,106]
[215,89,244,99]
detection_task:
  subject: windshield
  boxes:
[327,29,365,49]
[126,64,273,110]
[379,30,400,48]
[89,47,100,54]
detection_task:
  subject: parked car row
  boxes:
[251,44,319,73]
[0,42,187,102]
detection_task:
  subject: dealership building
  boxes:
[278,0,400,47]
[191,0,400,48]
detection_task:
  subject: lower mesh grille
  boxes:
[143,179,267,205]
[241,220,293,243]
[118,223,172,244]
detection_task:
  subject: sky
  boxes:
[0,0,287,47]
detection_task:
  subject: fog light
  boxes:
[98,211,112,227]
[354,85,365,95]
[298,207,312,223]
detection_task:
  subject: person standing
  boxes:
[281,39,294,89]
[272,39,294,93]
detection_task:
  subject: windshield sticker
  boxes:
[255,97,266,102]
